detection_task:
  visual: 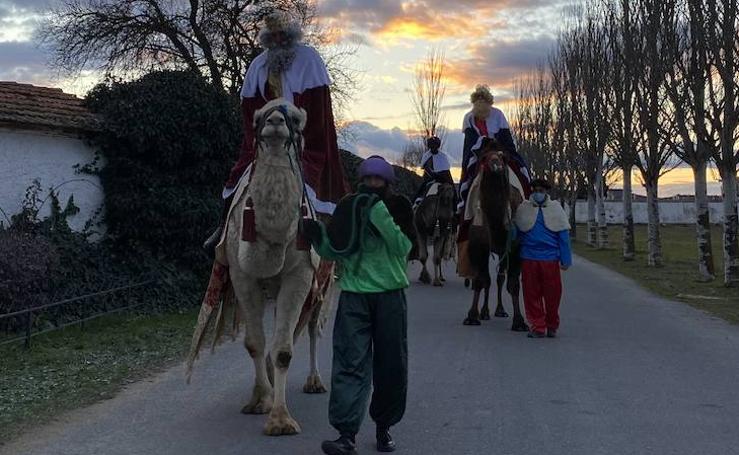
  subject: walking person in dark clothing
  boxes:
[302,156,412,454]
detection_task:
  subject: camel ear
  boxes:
[291,107,307,132]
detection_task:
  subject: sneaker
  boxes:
[376,427,396,453]
[321,434,358,455]
[527,331,546,338]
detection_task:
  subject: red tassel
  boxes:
[242,198,256,242]
[296,203,310,251]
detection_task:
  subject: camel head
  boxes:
[480,150,507,176]
[253,98,307,151]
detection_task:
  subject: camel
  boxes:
[463,150,528,331]
[224,99,325,436]
[414,182,457,286]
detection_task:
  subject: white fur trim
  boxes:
[463,107,510,151]
[240,44,331,103]
[420,150,451,172]
[514,197,571,233]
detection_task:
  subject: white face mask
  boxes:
[532,192,547,204]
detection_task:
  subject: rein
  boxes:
[479,150,515,268]
[254,104,316,221]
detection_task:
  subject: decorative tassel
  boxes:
[296,203,310,251]
[242,197,256,242]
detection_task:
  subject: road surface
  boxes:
[3,257,739,455]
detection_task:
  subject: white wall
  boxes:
[571,200,733,224]
[0,128,104,234]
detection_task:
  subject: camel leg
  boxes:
[232,278,273,415]
[303,302,327,394]
[418,235,431,284]
[432,236,443,287]
[264,265,312,436]
[480,282,491,320]
[464,269,489,326]
[494,265,509,318]
[507,259,528,332]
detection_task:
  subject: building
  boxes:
[0,82,103,233]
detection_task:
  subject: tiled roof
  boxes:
[0,81,100,134]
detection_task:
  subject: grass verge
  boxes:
[573,224,739,324]
[0,308,198,444]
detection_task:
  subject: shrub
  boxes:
[85,71,241,267]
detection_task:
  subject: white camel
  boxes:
[224,99,326,436]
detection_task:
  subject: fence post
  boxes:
[24,311,32,349]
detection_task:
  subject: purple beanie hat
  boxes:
[358,155,396,183]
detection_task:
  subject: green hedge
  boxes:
[85,71,241,267]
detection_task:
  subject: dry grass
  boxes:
[573,224,739,324]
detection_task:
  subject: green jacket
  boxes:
[315,201,412,293]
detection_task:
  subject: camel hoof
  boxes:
[264,407,301,436]
[433,279,443,287]
[463,317,481,326]
[511,321,529,332]
[241,398,272,415]
[303,374,328,394]
[494,310,509,318]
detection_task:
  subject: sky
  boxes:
[0,0,723,196]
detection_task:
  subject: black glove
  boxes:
[300,219,323,246]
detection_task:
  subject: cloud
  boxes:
[319,0,559,43]
[445,35,556,88]
[340,120,465,165]
[0,40,52,83]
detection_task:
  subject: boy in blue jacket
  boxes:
[514,179,572,338]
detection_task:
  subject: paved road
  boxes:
[4,258,739,455]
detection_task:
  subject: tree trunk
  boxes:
[569,193,578,241]
[587,186,597,246]
[622,166,635,261]
[721,170,739,286]
[646,181,663,267]
[693,161,715,281]
[596,174,608,249]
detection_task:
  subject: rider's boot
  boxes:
[203,193,234,258]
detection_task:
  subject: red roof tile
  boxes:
[0,81,100,134]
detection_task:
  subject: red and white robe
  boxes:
[224,44,348,214]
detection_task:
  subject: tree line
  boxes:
[512,0,739,286]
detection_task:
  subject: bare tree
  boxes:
[632,0,681,267]
[40,0,358,108]
[702,0,739,286]
[662,0,717,280]
[603,0,641,260]
[560,5,612,248]
[409,48,447,147]
[513,65,555,183]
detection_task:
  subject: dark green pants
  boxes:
[329,289,408,436]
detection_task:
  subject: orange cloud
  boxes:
[375,14,490,41]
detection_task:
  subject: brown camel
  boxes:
[414,182,457,286]
[463,150,528,331]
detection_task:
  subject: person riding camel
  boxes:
[203,9,348,254]
[456,85,530,279]
[458,84,530,216]
[413,136,455,206]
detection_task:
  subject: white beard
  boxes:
[266,45,297,75]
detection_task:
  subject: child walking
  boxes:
[303,156,413,455]
[514,178,572,338]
